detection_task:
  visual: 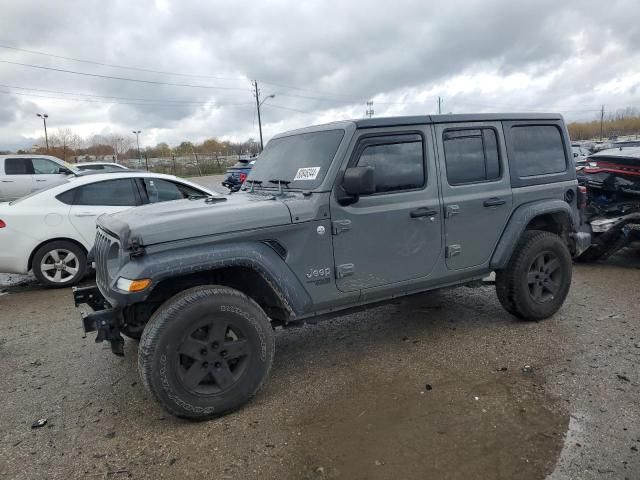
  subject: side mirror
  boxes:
[342,166,375,196]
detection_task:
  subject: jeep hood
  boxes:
[98,193,292,246]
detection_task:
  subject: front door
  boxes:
[331,129,442,292]
[434,122,513,270]
[31,158,69,192]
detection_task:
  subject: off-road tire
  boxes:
[138,285,274,420]
[32,240,87,288]
[495,230,572,321]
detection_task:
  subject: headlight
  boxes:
[116,277,151,292]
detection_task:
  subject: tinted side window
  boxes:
[143,178,187,203]
[356,140,424,193]
[4,158,34,175]
[443,128,501,185]
[511,125,566,177]
[33,158,63,174]
[74,179,137,206]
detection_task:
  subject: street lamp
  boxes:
[256,94,275,151]
[132,130,142,167]
[36,113,49,153]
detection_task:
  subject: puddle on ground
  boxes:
[284,369,568,480]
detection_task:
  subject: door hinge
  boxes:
[445,205,460,218]
[336,263,355,278]
[332,219,352,235]
[446,244,462,258]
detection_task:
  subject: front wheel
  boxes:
[138,285,275,420]
[495,230,572,321]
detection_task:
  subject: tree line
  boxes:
[16,131,261,162]
[568,107,640,140]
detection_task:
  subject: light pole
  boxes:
[36,113,49,152]
[253,80,275,151]
[132,130,141,167]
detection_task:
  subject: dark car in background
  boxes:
[222,158,255,192]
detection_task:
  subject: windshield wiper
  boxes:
[244,179,263,193]
[269,179,291,195]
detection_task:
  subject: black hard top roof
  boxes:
[354,113,563,129]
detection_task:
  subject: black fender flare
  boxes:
[112,241,312,318]
[490,199,576,269]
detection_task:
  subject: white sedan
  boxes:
[0,172,213,287]
[75,162,129,172]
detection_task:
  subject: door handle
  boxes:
[73,212,96,217]
[483,198,506,207]
[36,179,47,182]
[410,207,438,218]
[1,180,14,183]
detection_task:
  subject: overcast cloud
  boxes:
[1,0,639,150]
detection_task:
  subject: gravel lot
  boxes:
[1,175,639,479]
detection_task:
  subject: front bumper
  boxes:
[73,285,125,356]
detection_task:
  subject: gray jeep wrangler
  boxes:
[74,114,590,419]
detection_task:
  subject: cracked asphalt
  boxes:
[0,175,638,479]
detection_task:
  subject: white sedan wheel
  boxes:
[39,249,80,283]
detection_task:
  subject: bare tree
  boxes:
[106,134,134,162]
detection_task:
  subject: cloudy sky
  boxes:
[1,0,639,150]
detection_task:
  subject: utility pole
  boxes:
[437,97,442,115]
[600,105,605,141]
[132,130,142,168]
[366,101,374,118]
[252,80,275,152]
[36,113,49,152]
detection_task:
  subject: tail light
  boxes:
[239,173,248,183]
[577,186,588,210]
[0,219,6,228]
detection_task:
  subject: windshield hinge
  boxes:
[129,238,146,259]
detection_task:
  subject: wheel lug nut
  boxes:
[215,362,221,368]
[211,342,219,349]
[220,351,227,358]
[202,362,208,368]
[200,349,207,356]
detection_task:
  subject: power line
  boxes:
[0,60,249,90]
[0,89,254,108]
[0,83,246,105]
[0,43,366,102]
[0,43,246,81]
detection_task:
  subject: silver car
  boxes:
[0,154,76,201]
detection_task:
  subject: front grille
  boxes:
[94,228,116,292]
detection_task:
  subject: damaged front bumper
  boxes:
[73,285,125,356]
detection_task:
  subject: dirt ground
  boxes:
[0,175,639,479]
[1,248,639,480]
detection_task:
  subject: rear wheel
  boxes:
[138,285,274,419]
[495,230,572,321]
[32,240,87,288]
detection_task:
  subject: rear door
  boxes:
[68,178,140,245]
[0,158,34,200]
[434,121,513,270]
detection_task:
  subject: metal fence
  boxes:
[79,154,247,177]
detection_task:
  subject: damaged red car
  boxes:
[577,147,640,260]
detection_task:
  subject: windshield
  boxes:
[247,129,345,189]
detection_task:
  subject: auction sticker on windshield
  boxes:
[294,167,320,181]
